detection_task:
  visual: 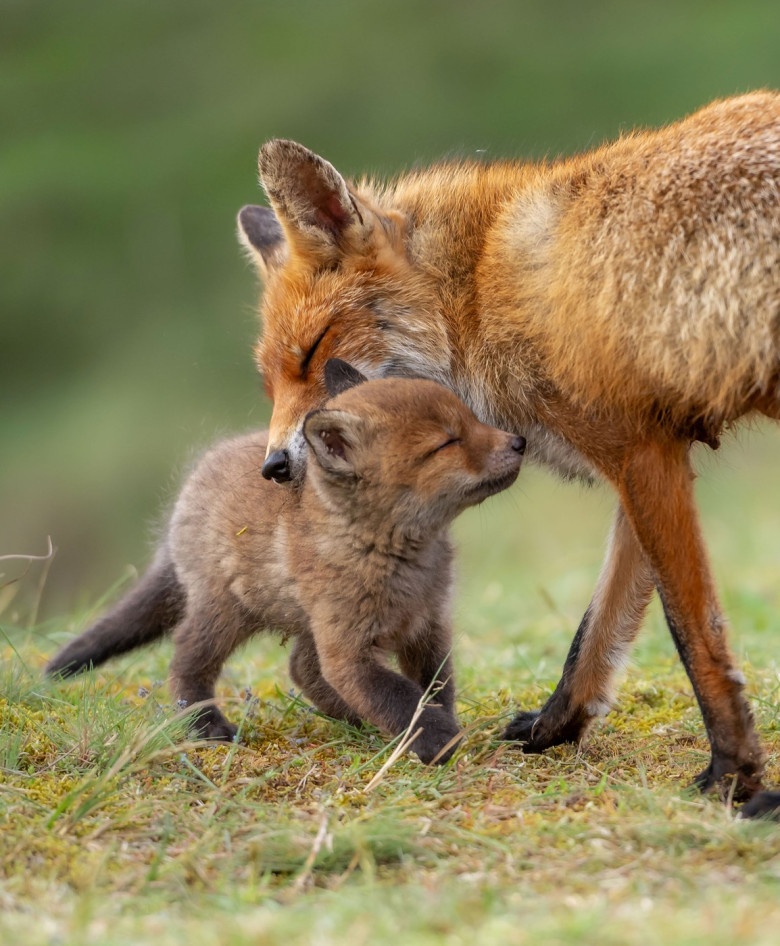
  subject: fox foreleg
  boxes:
[618,439,764,800]
[504,504,654,749]
[169,601,256,742]
[397,619,457,717]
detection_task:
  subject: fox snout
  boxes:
[262,426,311,483]
[261,448,292,482]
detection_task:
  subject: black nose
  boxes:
[511,436,526,455]
[262,449,292,482]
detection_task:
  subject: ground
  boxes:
[2,429,779,946]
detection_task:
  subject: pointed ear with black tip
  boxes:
[257,139,370,256]
[303,409,365,477]
[237,205,287,277]
[324,359,369,399]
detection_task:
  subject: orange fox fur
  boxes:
[47,365,524,763]
[237,92,780,815]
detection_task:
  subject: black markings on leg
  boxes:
[169,605,255,743]
[502,608,592,750]
[288,631,361,725]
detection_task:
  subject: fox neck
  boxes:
[380,162,595,481]
[386,161,547,430]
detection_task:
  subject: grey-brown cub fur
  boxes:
[47,361,525,763]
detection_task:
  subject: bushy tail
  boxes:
[46,550,185,678]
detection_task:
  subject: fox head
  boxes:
[237,140,453,483]
[301,362,525,540]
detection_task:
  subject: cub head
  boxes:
[301,368,525,541]
[237,140,451,484]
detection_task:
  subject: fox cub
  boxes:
[47,361,525,763]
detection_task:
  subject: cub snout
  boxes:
[466,429,526,504]
[492,431,526,477]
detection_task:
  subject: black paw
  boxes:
[407,711,461,764]
[411,733,461,765]
[502,710,542,746]
[739,791,780,821]
[502,707,588,752]
[691,762,721,795]
[690,758,763,803]
[189,707,238,743]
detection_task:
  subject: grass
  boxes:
[2,428,780,945]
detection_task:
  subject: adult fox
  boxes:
[237,92,780,815]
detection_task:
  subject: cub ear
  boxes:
[257,139,370,256]
[303,409,365,477]
[237,205,287,277]
[324,359,368,398]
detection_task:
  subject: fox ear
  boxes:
[324,359,368,398]
[237,205,287,277]
[303,409,365,477]
[258,140,369,257]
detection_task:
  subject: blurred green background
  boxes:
[3,0,780,622]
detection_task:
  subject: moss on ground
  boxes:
[2,629,779,946]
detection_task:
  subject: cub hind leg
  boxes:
[169,600,259,742]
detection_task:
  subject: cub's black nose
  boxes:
[511,436,526,455]
[262,449,292,482]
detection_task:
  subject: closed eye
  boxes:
[300,326,329,378]
[429,437,461,456]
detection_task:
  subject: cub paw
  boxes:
[201,719,239,743]
[408,712,461,765]
[188,707,238,743]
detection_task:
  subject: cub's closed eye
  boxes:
[420,435,461,462]
[434,438,461,452]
